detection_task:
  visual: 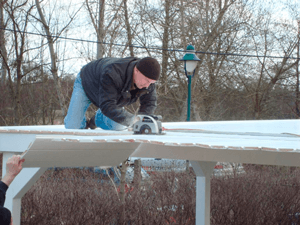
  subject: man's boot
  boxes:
[85,116,97,129]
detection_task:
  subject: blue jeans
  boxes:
[64,73,127,130]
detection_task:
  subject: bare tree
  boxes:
[85,0,125,59]
[35,0,63,117]
[161,0,171,92]
[297,21,300,118]
[2,0,37,125]
[190,0,253,120]
[0,0,8,85]
[283,1,300,118]
[85,0,105,59]
[158,0,250,121]
[34,0,82,117]
[235,4,299,119]
[123,0,134,56]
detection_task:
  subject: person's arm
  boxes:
[99,75,135,126]
[138,83,157,115]
[0,181,8,207]
[1,155,25,187]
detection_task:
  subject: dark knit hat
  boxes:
[136,57,160,80]
[0,207,11,225]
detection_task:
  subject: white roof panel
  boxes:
[0,119,299,167]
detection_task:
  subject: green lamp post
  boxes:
[180,45,201,121]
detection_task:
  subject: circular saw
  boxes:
[133,115,164,135]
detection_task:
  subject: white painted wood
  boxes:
[0,119,299,225]
[0,134,36,152]
[11,199,21,225]
[163,119,300,135]
[191,161,216,225]
[5,167,47,225]
[21,136,141,167]
[131,143,300,167]
[1,119,299,134]
[2,152,47,225]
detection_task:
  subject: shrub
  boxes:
[211,165,300,225]
[21,166,300,224]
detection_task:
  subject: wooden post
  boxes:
[119,161,128,223]
[133,159,141,188]
[186,160,190,173]
[191,161,216,225]
[3,152,47,225]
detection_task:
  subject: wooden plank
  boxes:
[131,143,300,167]
[21,136,140,167]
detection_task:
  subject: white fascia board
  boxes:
[131,142,300,167]
[21,136,140,168]
[0,134,36,153]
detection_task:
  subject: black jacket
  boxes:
[0,181,7,207]
[0,181,11,225]
[80,57,157,126]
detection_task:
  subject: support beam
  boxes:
[191,161,216,225]
[2,152,47,225]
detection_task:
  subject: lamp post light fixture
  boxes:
[180,45,201,121]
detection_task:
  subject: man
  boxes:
[0,155,25,225]
[64,57,161,130]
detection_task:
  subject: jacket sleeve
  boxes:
[138,83,157,115]
[98,75,135,126]
[0,181,8,207]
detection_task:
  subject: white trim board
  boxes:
[21,136,140,167]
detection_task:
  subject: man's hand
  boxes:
[132,115,141,125]
[2,155,25,187]
[128,116,141,131]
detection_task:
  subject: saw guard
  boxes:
[133,115,162,134]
